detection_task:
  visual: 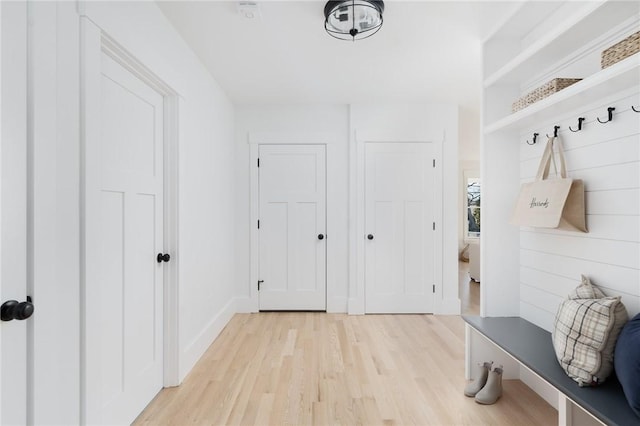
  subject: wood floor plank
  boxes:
[134,313,556,425]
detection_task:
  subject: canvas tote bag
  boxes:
[511,136,587,232]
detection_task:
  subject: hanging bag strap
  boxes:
[554,136,568,178]
[536,136,568,181]
[535,137,555,181]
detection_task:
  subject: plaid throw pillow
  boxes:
[552,275,628,387]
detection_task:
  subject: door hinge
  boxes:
[432,222,436,230]
[432,159,435,168]
[258,220,260,229]
[257,158,260,167]
[433,285,435,293]
[258,280,264,290]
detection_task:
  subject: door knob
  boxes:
[367,234,374,240]
[157,253,171,263]
[318,234,324,240]
[1,297,34,321]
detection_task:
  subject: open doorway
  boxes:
[460,169,480,315]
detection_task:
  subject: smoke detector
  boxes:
[237,2,261,20]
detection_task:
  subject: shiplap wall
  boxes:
[518,90,640,331]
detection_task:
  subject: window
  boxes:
[466,177,480,239]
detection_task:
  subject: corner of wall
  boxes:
[235,296,256,313]
[179,298,236,382]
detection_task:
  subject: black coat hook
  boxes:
[632,105,640,113]
[569,117,585,132]
[597,107,615,123]
[526,132,539,145]
[546,126,560,138]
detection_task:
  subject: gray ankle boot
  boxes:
[475,365,503,405]
[464,361,492,397]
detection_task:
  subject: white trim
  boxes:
[349,129,366,314]
[464,325,472,380]
[432,133,444,314]
[162,95,180,388]
[347,123,359,314]
[350,131,444,315]
[558,393,573,426]
[438,297,463,316]
[248,131,337,145]
[249,143,259,312]
[80,19,102,423]
[179,298,235,381]
[80,18,181,421]
[2,2,31,423]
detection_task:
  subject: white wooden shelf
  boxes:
[484,1,637,88]
[483,2,560,44]
[484,52,640,135]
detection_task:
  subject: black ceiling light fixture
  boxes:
[324,0,384,41]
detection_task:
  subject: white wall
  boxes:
[235,103,461,315]
[518,90,640,331]
[234,105,350,312]
[29,2,236,422]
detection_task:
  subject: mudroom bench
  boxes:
[463,315,636,426]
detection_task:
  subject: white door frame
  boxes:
[0,2,29,423]
[247,132,334,313]
[349,131,444,315]
[80,18,180,422]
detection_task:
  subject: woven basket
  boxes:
[512,78,582,112]
[602,31,640,69]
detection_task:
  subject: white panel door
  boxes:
[0,2,29,424]
[84,45,165,424]
[365,142,435,313]
[258,145,326,311]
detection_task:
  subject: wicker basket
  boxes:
[512,78,582,112]
[602,31,640,69]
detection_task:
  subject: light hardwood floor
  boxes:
[135,313,555,425]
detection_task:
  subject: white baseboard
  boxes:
[435,298,461,315]
[327,297,348,313]
[235,296,257,313]
[347,298,365,315]
[179,298,236,381]
[235,296,346,313]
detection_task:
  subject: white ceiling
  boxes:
[157,0,521,110]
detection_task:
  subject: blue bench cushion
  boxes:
[614,313,640,418]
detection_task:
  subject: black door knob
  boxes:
[367,234,374,240]
[157,253,171,263]
[1,298,34,321]
[318,234,324,240]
